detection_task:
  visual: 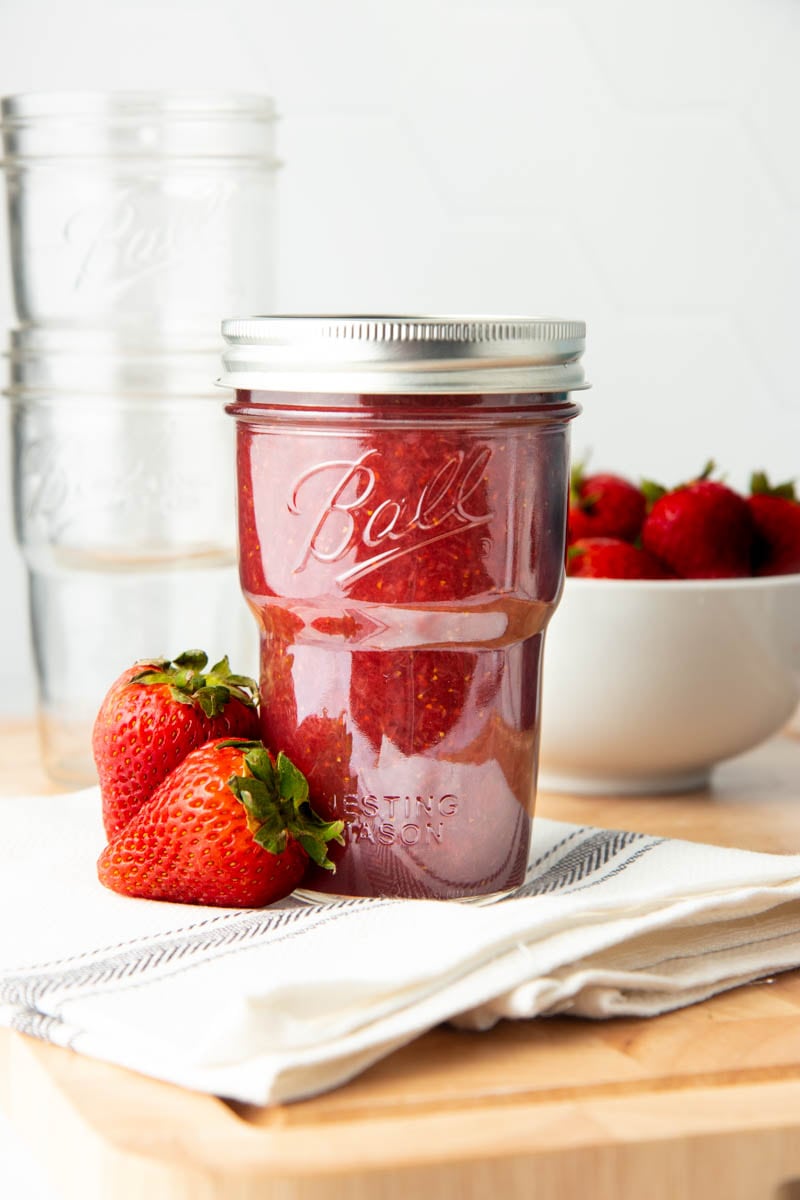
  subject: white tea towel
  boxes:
[2,786,800,1106]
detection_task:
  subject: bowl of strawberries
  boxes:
[538,463,800,795]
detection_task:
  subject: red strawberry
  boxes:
[567,537,674,579]
[97,739,344,907]
[641,464,753,579]
[93,650,260,840]
[568,463,646,543]
[350,647,478,757]
[748,472,800,576]
[290,711,358,805]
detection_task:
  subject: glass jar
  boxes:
[9,327,257,785]
[0,91,279,337]
[221,316,587,901]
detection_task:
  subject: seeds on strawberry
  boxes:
[97,738,344,908]
[93,650,260,840]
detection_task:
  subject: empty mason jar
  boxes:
[0,91,279,335]
[8,328,257,785]
[221,315,587,901]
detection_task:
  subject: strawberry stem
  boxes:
[132,650,259,717]
[226,744,345,871]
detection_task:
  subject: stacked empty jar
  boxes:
[1,92,280,783]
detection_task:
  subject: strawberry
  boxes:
[568,462,646,543]
[566,537,674,579]
[641,463,753,579]
[93,650,260,840]
[350,648,477,757]
[97,739,344,908]
[291,711,358,807]
[748,472,800,576]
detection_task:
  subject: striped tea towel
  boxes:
[2,786,800,1106]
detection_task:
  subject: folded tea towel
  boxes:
[2,786,800,1106]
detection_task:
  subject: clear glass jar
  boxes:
[9,328,257,785]
[0,91,279,336]
[222,316,587,901]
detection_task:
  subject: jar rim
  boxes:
[0,90,277,125]
[5,327,223,398]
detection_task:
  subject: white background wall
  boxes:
[2,0,800,718]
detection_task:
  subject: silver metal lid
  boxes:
[219,315,588,394]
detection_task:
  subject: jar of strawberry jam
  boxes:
[221,316,587,901]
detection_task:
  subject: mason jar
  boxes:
[9,327,257,785]
[221,315,587,901]
[1,91,279,336]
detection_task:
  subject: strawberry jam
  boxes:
[223,317,586,900]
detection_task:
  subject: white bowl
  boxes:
[538,573,800,795]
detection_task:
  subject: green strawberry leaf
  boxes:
[225,673,261,692]
[129,650,259,712]
[174,650,209,671]
[131,668,177,686]
[276,751,310,808]
[194,685,231,717]
[252,808,290,855]
[750,470,796,500]
[227,744,344,872]
[640,478,667,508]
[295,826,344,868]
[134,656,170,671]
[167,684,196,707]
[569,458,586,504]
[208,655,231,676]
[244,744,279,789]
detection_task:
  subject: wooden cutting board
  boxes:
[2,722,800,1200]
